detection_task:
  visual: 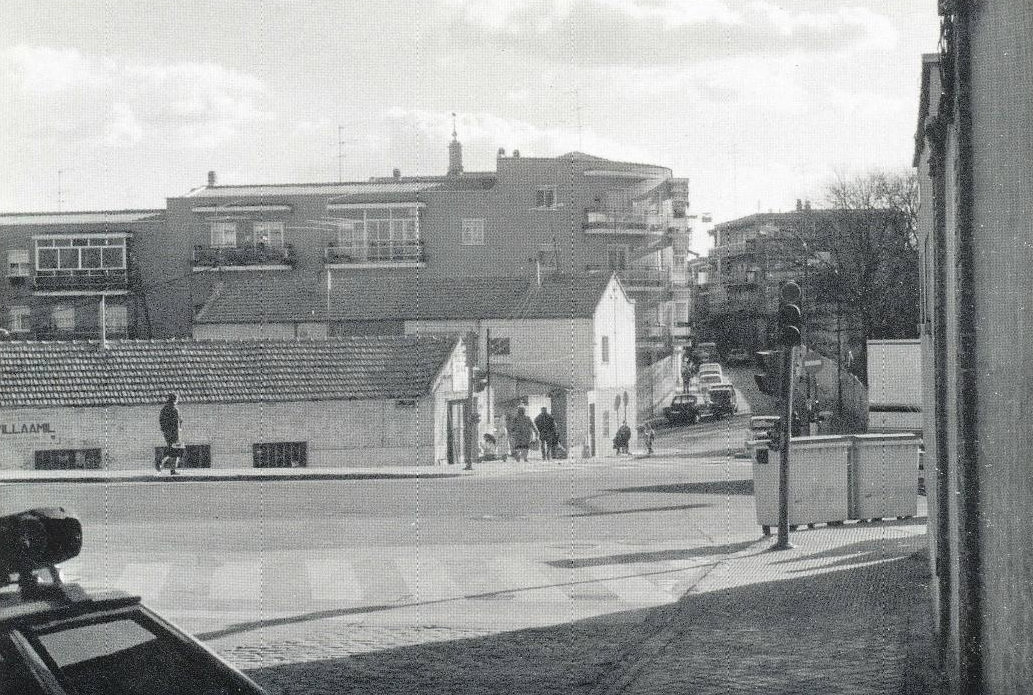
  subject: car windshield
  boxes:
[701,375,722,384]
[31,614,247,695]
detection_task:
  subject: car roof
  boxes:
[709,384,734,391]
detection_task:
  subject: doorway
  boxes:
[446,400,466,465]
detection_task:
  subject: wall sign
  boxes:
[1,423,53,435]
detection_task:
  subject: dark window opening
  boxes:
[34,449,101,470]
[153,444,212,469]
[253,442,307,468]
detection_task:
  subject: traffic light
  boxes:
[471,367,489,393]
[778,281,803,347]
[754,350,782,396]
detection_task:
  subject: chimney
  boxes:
[207,170,217,187]
[512,149,521,158]
[497,147,506,158]
[796,199,802,211]
[804,200,812,210]
[392,168,401,180]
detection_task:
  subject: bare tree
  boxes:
[804,170,920,380]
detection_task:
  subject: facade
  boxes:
[170,146,690,352]
[193,272,637,458]
[0,336,469,470]
[0,210,169,341]
[914,2,1033,691]
[699,210,865,363]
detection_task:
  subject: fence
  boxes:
[637,354,680,421]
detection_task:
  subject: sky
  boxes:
[0,0,940,253]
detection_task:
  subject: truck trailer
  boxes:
[866,339,922,433]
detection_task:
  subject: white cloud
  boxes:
[1,45,273,150]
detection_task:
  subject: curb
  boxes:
[0,470,470,485]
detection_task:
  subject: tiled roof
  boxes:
[0,336,459,408]
[0,210,165,226]
[182,182,440,198]
[195,272,615,324]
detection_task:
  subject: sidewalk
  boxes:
[239,518,943,694]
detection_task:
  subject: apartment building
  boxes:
[0,210,170,341]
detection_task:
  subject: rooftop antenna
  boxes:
[337,126,344,182]
[451,112,457,140]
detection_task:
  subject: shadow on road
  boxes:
[242,550,940,695]
[545,540,756,569]
[608,479,754,496]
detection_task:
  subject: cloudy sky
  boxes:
[0,0,938,251]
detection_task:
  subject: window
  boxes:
[253,441,307,468]
[488,337,511,356]
[7,249,30,277]
[332,206,421,261]
[601,335,610,364]
[209,221,237,247]
[607,245,628,270]
[35,449,102,470]
[461,219,485,246]
[52,306,75,330]
[9,306,30,333]
[602,409,610,438]
[104,304,128,332]
[246,221,285,247]
[153,444,211,469]
[535,187,557,209]
[34,236,126,273]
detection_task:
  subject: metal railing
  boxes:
[324,241,425,264]
[583,208,666,234]
[33,269,128,292]
[193,244,296,268]
[585,265,670,290]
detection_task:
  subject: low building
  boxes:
[0,335,470,470]
[193,272,638,457]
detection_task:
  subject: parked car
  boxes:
[726,349,752,366]
[707,384,738,418]
[663,393,707,425]
[697,372,726,394]
[0,507,268,695]
[692,342,719,362]
[698,362,723,377]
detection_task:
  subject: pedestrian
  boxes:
[613,422,632,455]
[641,423,656,455]
[533,407,558,460]
[157,393,183,475]
[508,406,536,462]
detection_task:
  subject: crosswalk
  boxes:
[59,542,716,619]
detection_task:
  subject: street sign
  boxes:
[802,351,823,374]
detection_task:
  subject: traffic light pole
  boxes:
[772,344,797,550]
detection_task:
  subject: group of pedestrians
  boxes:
[481,406,564,463]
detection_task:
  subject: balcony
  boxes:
[33,269,128,295]
[324,241,426,268]
[583,208,667,236]
[192,244,296,271]
[586,265,670,292]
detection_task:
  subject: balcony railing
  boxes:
[33,269,128,293]
[324,241,426,266]
[586,265,670,291]
[193,244,296,269]
[583,208,666,235]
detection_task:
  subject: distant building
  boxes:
[193,272,637,458]
[913,3,1033,688]
[0,210,169,340]
[0,336,469,470]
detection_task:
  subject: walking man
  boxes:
[509,406,536,462]
[534,407,558,461]
[157,393,183,475]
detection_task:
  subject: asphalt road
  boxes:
[2,368,767,682]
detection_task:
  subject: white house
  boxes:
[0,335,470,471]
[193,272,637,457]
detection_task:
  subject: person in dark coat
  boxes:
[613,422,632,455]
[157,393,183,475]
[509,407,536,462]
[533,407,558,460]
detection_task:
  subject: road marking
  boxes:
[210,560,262,604]
[306,554,364,602]
[394,556,461,602]
[115,562,170,601]
[488,554,570,603]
